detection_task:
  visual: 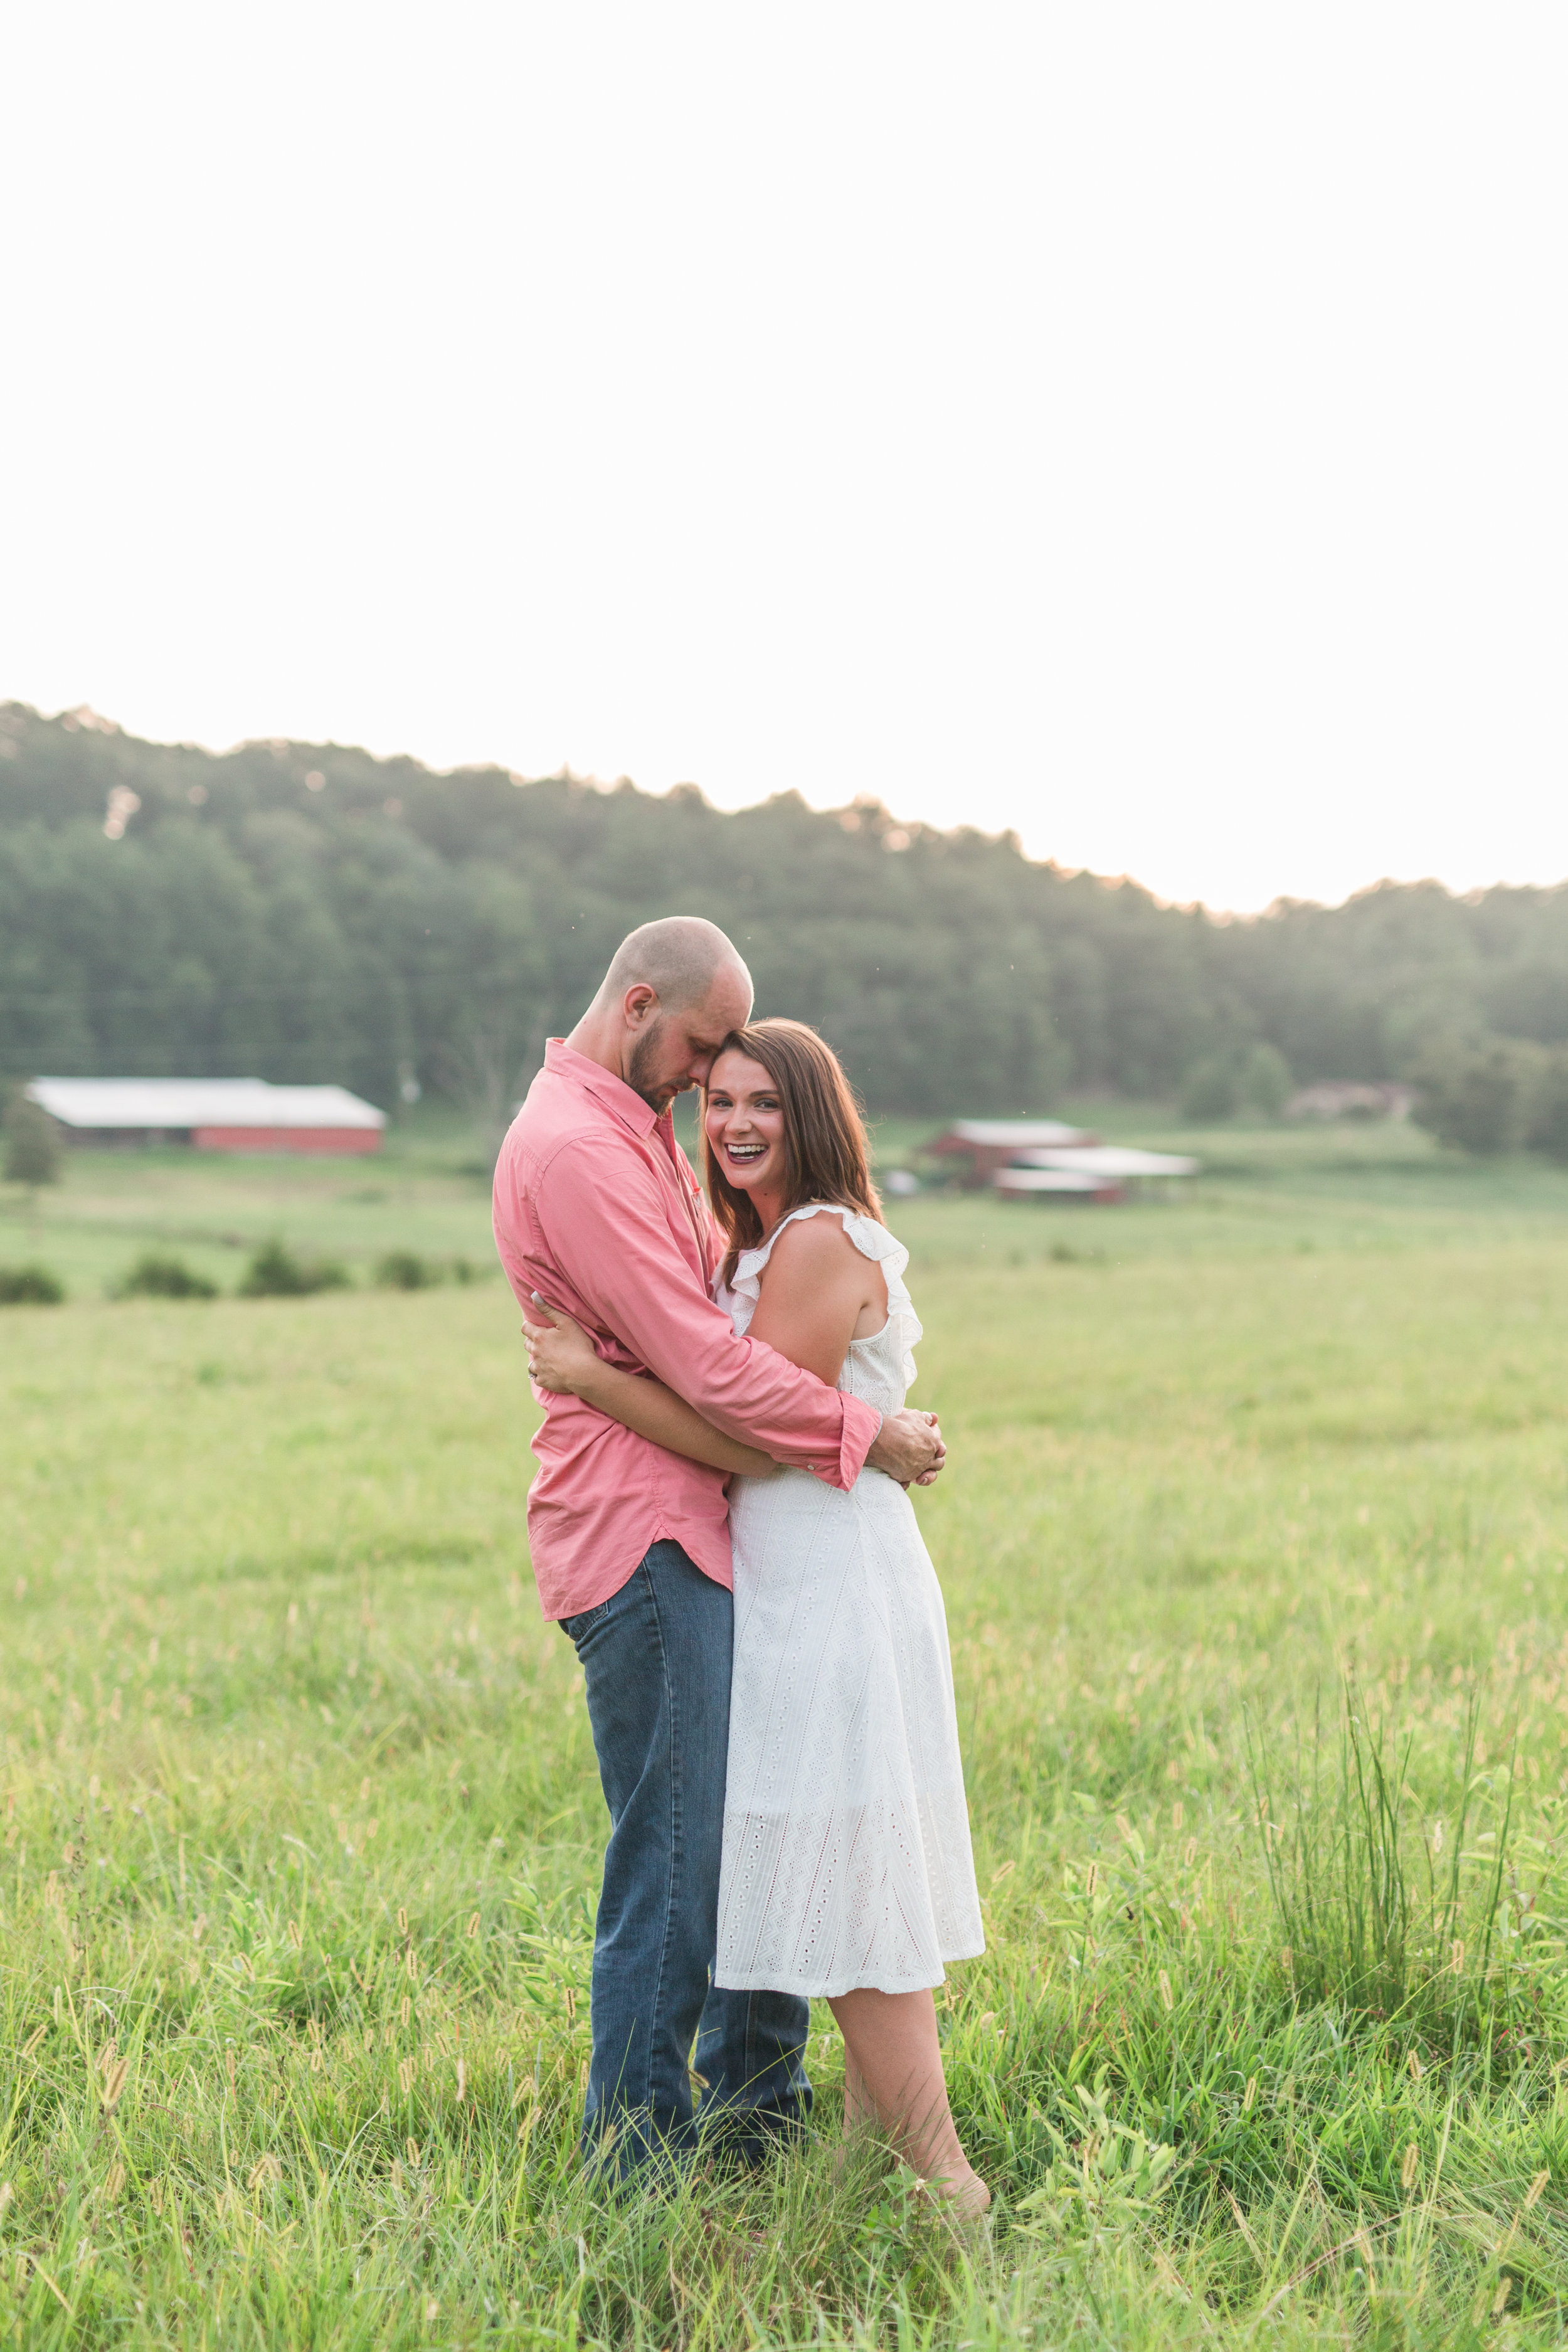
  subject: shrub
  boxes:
[238,1239,351,1297]
[2,1095,63,1187]
[376,1249,437,1290]
[1179,1056,1239,1123]
[116,1252,219,1300]
[1411,1037,1542,1154]
[0,1263,65,1305]
[1237,1041,1292,1120]
[1525,1047,1568,1163]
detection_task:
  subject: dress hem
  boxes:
[714,1942,986,2002]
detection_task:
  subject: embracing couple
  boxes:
[492,917,988,2213]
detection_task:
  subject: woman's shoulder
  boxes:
[751,1202,902,1280]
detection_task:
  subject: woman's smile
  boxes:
[705,1049,787,1195]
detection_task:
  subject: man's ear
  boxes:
[623,983,659,1028]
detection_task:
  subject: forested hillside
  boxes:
[4,700,1568,1120]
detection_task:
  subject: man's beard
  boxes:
[628,1019,683,1112]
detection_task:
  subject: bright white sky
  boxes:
[3,4,1565,912]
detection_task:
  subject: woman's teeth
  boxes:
[727,1143,765,1161]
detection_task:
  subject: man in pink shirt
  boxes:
[494,916,944,2180]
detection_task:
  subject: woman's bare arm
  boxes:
[745,1214,882,1382]
[522,1302,775,1476]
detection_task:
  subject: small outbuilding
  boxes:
[995,1143,1200,1205]
[27,1078,386,1156]
[923,1119,1099,1188]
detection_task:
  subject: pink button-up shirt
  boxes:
[492,1039,882,1620]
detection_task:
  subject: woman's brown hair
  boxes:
[703,1019,882,1288]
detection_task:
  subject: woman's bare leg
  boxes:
[842,2045,875,2136]
[828,1987,989,2212]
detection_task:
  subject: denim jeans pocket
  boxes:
[559,1592,618,1650]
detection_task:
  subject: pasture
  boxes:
[3,1116,1567,2348]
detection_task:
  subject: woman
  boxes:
[524,1020,988,2212]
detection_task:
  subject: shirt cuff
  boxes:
[826,1394,881,1488]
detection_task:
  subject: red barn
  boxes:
[28,1078,386,1155]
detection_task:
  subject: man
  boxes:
[492,916,945,2177]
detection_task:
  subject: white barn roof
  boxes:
[1016,1145,1199,1177]
[28,1078,386,1132]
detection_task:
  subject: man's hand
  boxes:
[521,1295,603,1396]
[866,1409,945,1486]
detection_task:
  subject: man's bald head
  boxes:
[593,916,752,1019]
[570,916,753,1111]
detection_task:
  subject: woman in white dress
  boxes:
[524,1020,988,2211]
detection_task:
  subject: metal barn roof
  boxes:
[1014,1145,1199,1178]
[28,1078,386,1131]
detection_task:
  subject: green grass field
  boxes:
[3,1118,1567,2347]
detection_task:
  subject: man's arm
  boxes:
[527,1141,937,1488]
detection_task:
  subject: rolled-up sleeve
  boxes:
[533,1141,879,1488]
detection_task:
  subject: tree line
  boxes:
[4,700,1568,1140]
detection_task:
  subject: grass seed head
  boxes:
[1242,2075,1257,2112]
[1523,2169,1549,2211]
[100,2056,130,2110]
[248,2155,282,2191]
[1402,2143,1419,2190]
[1158,1970,1173,2011]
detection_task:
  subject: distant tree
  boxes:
[2,1094,63,1187]
[1179,1056,1239,1123]
[1526,1049,1568,1163]
[1237,1042,1293,1120]
[1410,1038,1542,1155]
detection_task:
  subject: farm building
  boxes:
[994,1144,1200,1205]
[923,1119,1099,1187]
[26,1078,386,1155]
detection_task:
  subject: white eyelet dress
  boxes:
[713,1204,985,1999]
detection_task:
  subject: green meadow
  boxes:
[3,1115,1568,2348]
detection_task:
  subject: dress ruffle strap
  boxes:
[728,1204,921,1389]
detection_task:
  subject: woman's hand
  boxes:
[521,1295,603,1396]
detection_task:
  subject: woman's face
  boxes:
[705,1051,787,1195]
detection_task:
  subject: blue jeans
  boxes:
[559,1539,813,2178]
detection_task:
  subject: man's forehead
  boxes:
[685,974,751,1039]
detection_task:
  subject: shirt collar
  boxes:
[544,1036,662,1138]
